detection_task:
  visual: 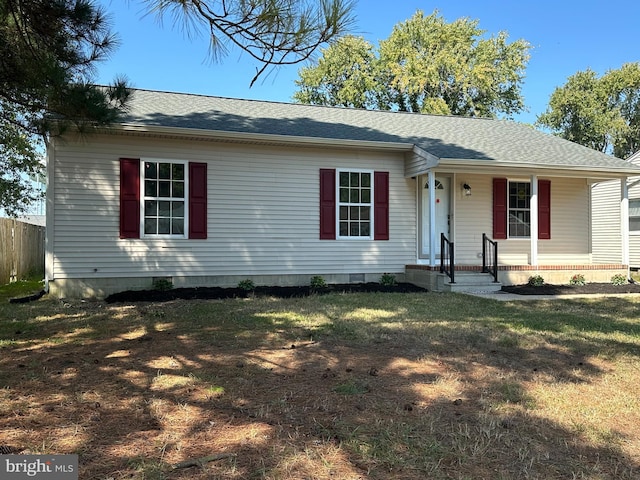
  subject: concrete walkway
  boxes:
[462,290,640,301]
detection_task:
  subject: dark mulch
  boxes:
[502,282,640,296]
[104,282,428,303]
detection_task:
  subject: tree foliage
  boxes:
[293,35,379,108]
[142,0,357,86]
[294,10,531,118]
[537,63,640,158]
[1,0,130,216]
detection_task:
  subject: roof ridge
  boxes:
[131,86,505,123]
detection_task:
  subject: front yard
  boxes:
[1,288,639,479]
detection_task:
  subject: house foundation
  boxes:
[46,272,408,299]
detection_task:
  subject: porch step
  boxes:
[441,271,502,293]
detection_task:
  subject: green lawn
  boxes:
[1,291,639,479]
[0,277,44,303]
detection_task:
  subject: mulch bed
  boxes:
[105,282,428,303]
[501,282,640,295]
[99,281,640,302]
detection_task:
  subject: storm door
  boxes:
[421,176,450,257]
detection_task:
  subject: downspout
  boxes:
[44,137,55,293]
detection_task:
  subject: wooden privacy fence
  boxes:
[0,218,45,285]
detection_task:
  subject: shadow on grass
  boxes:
[0,292,639,479]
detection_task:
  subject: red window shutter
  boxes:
[538,179,551,239]
[319,169,336,239]
[374,171,389,240]
[120,158,140,239]
[189,162,207,239]
[493,178,507,240]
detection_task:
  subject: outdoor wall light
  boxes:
[462,183,472,196]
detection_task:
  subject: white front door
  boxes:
[421,176,450,257]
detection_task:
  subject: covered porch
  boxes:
[405,150,632,291]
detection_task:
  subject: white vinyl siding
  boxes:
[50,134,415,280]
[591,179,623,264]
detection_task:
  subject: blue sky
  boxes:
[96,0,640,125]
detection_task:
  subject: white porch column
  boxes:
[530,175,538,266]
[428,171,437,267]
[621,177,629,266]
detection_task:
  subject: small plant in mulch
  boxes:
[310,275,327,289]
[237,279,255,291]
[152,278,173,291]
[569,273,586,286]
[611,274,628,286]
[379,273,397,286]
[527,274,545,287]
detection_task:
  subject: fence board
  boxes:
[0,218,45,285]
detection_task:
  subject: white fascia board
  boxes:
[439,158,640,179]
[403,146,441,177]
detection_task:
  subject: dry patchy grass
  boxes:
[1,291,640,479]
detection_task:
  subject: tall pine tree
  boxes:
[1,0,130,215]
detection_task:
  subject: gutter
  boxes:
[439,158,640,178]
[111,124,415,152]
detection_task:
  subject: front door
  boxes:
[421,176,450,257]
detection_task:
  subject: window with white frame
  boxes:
[630,199,640,232]
[508,181,531,238]
[338,170,372,238]
[142,160,187,236]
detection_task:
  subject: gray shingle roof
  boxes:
[119,88,640,174]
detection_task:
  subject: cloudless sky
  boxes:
[96,0,640,125]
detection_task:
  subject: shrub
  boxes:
[611,274,627,286]
[569,273,586,286]
[237,279,255,291]
[380,273,397,286]
[527,275,544,287]
[152,278,173,291]
[310,275,327,289]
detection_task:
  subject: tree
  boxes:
[1,0,130,216]
[293,35,379,108]
[142,0,357,86]
[1,0,356,216]
[537,63,640,159]
[294,10,531,118]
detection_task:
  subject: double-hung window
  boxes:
[142,160,187,237]
[493,178,550,240]
[508,181,531,238]
[338,170,372,238]
[630,199,640,233]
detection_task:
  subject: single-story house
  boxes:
[45,88,640,298]
[592,150,640,269]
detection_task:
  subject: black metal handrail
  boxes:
[440,233,455,283]
[482,233,499,283]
